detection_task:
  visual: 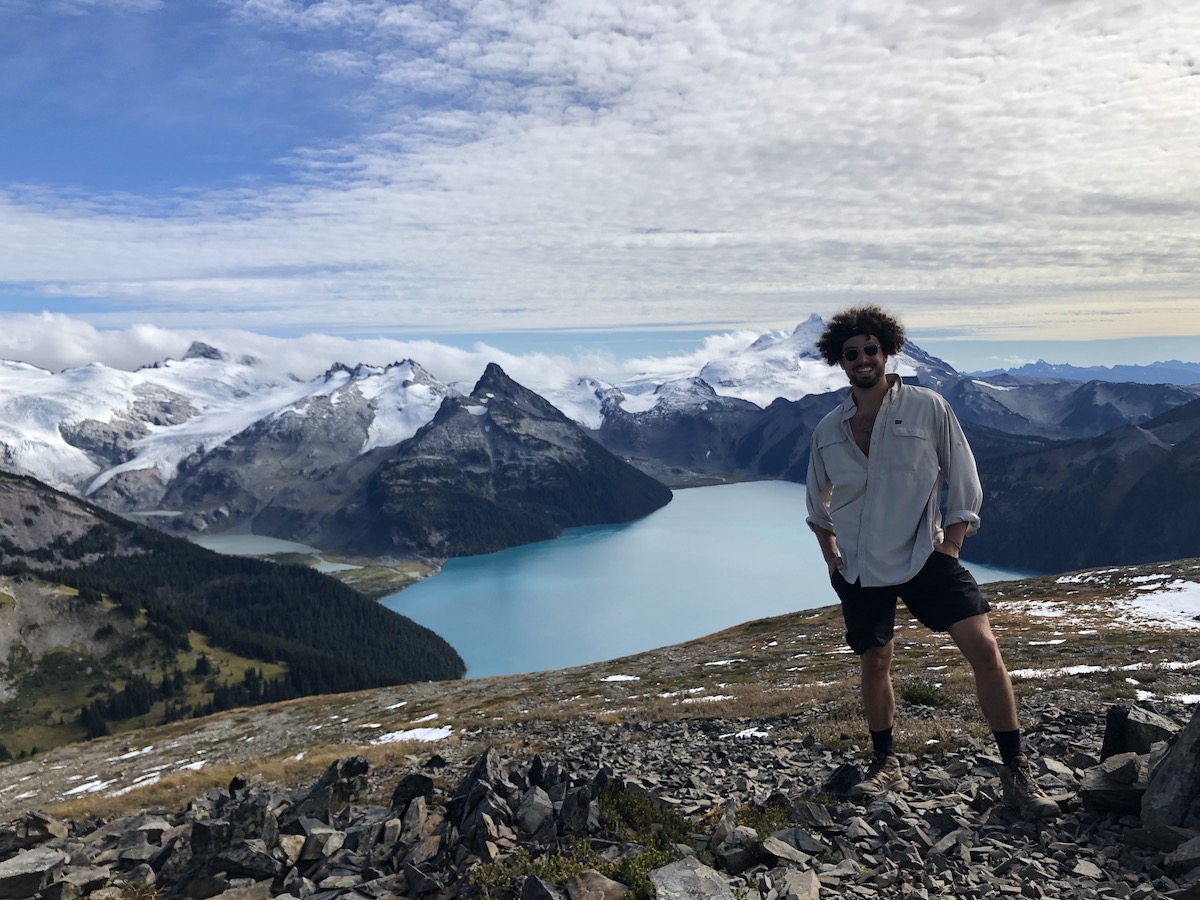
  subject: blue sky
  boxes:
[2,0,1199,369]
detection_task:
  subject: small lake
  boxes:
[380,481,1033,678]
[191,533,360,573]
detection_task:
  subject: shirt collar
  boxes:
[839,373,901,419]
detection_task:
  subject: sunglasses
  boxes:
[841,343,881,362]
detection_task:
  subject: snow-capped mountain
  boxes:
[541,314,959,423]
[0,342,298,492]
[0,319,956,499]
[2,320,1196,556]
[0,342,456,504]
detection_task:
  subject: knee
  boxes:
[963,631,1004,668]
[861,645,893,678]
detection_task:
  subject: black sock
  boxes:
[994,729,1021,765]
[870,727,894,759]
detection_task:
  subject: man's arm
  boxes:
[810,523,844,575]
[805,440,843,574]
[936,520,970,559]
[937,397,983,556]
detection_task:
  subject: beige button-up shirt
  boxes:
[805,378,983,587]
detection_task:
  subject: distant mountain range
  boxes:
[974,359,1200,386]
[1,316,1198,569]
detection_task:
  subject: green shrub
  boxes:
[900,679,951,709]
[466,782,692,900]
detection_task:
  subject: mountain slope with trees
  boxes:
[0,472,465,756]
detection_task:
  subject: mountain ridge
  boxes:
[2,320,1199,572]
[971,397,1200,571]
[976,358,1200,386]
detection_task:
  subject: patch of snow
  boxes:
[411,713,439,723]
[1010,665,1107,678]
[1128,581,1200,629]
[107,746,155,762]
[682,694,735,703]
[109,771,165,798]
[600,675,640,682]
[704,659,744,667]
[359,365,450,452]
[372,726,453,744]
[64,778,117,796]
[721,727,771,739]
[1005,601,1067,618]
[1056,569,1122,584]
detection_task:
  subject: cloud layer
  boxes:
[2,0,1198,339]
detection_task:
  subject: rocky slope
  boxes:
[1,559,1197,898]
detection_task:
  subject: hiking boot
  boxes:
[849,754,907,799]
[1000,755,1060,819]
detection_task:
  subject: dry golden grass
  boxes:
[42,737,452,821]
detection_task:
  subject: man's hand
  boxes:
[811,524,843,577]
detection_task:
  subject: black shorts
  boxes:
[830,551,991,654]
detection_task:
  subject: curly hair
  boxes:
[815,305,906,367]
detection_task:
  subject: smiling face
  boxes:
[839,334,887,390]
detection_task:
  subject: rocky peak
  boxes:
[471,363,572,423]
[897,342,959,387]
[321,361,360,381]
[648,377,730,414]
[391,359,439,386]
[182,341,227,362]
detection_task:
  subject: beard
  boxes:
[847,365,884,389]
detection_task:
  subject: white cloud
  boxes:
[2,0,1199,338]
[0,311,683,391]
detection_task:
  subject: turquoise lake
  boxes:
[379,481,1032,678]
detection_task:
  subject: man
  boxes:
[804,305,1058,819]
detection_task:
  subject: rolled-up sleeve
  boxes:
[805,437,836,533]
[939,399,983,535]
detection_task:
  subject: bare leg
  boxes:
[947,613,1019,732]
[860,642,895,732]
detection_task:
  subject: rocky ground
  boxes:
[1,560,1199,898]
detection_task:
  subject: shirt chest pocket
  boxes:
[816,432,865,487]
[888,424,939,477]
